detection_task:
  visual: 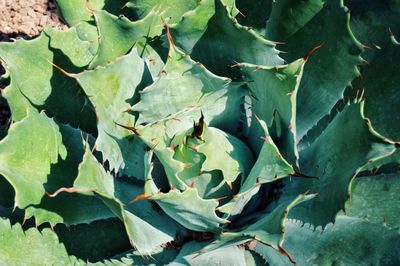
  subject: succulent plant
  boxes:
[0,0,399,265]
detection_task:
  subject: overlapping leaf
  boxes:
[345,173,400,228]
[278,103,394,227]
[75,48,147,178]
[272,0,363,141]
[189,0,283,78]
[278,216,400,265]
[237,58,305,164]
[0,218,82,265]
[0,30,97,133]
[53,145,184,254]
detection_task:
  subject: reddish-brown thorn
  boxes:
[47,60,75,78]
[246,240,258,250]
[85,0,95,15]
[189,181,195,188]
[46,187,79,197]
[114,122,141,136]
[226,181,233,190]
[260,136,271,143]
[292,172,318,179]
[161,17,175,47]
[253,66,263,72]
[276,247,296,265]
[170,143,175,151]
[129,193,151,204]
[304,43,324,61]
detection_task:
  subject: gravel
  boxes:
[0,0,66,38]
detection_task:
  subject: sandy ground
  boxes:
[0,0,66,128]
[0,0,66,39]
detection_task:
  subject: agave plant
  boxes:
[0,0,399,265]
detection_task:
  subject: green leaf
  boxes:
[0,218,82,265]
[218,119,294,216]
[276,0,363,141]
[125,0,199,25]
[98,246,179,266]
[253,242,289,266]
[209,193,314,252]
[55,0,132,54]
[169,241,246,266]
[89,0,204,68]
[359,149,400,174]
[169,0,216,52]
[278,216,400,265]
[0,112,113,226]
[265,0,324,41]
[151,187,227,232]
[0,112,66,208]
[71,145,184,254]
[172,124,254,185]
[345,173,400,228]
[89,10,162,68]
[135,108,202,190]
[0,32,97,133]
[237,58,305,164]
[76,48,147,179]
[235,0,272,35]
[189,0,283,78]
[55,218,131,262]
[346,0,400,61]
[354,39,400,141]
[280,103,395,227]
[45,27,94,67]
[133,41,246,134]
[25,193,115,227]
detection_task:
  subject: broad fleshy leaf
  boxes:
[237,58,305,164]
[68,145,184,254]
[275,0,363,141]
[0,218,82,265]
[0,32,97,133]
[189,0,284,78]
[345,173,400,228]
[279,103,395,227]
[0,112,66,208]
[278,216,400,265]
[76,48,147,178]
